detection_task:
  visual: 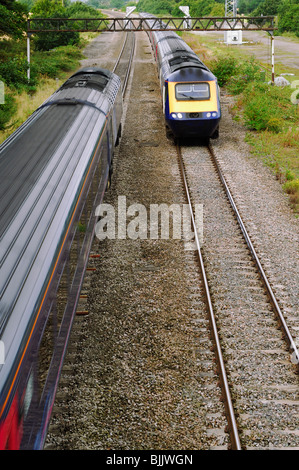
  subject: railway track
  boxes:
[113,32,135,95]
[177,142,299,449]
[45,27,298,451]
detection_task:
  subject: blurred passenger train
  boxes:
[0,67,122,449]
[141,13,221,140]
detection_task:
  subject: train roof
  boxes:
[0,68,120,339]
[140,12,212,78]
[157,34,211,79]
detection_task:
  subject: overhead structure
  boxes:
[26,15,277,82]
[225,0,242,44]
[225,0,237,17]
[27,16,276,33]
[179,6,191,30]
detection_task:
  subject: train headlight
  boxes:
[212,112,217,117]
[206,112,211,118]
[177,113,183,119]
[171,113,177,119]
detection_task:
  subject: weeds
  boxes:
[207,54,237,87]
[0,40,84,132]
[196,41,299,214]
[0,93,16,131]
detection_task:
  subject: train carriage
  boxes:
[141,14,221,140]
[0,67,122,449]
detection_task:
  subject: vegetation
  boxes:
[30,0,104,51]
[277,0,299,36]
[182,35,299,212]
[0,1,103,132]
[134,0,299,36]
[81,0,299,36]
[0,0,27,39]
[1,0,298,211]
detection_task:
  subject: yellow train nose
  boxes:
[168,81,219,114]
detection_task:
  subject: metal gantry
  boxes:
[225,0,237,17]
[27,16,276,33]
[26,16,277,82]
[224,0,242,44]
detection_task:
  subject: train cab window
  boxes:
[175,83,210,101]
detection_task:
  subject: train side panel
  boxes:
[0,68,122,449]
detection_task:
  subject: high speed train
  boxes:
[141,13,221,140]
[0,67,122,449]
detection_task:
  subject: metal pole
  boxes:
[27,33,31,82]
[271,32,275,84]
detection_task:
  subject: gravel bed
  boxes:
[46,32,229,450]
[45,30,298,451]
[212,95,299,342]
[181,128,299,449]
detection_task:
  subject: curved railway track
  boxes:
[177,141,299,449]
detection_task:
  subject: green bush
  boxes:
[278,0,299,37]
[0,57,33,88]
[0,94,17,130]
[242,82,295,132]
[31,0,103,51]
[243,95,278,131]
[283,179,299,194]
[208,55,237,87]
[227,57,264,95]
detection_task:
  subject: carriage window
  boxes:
[175,83,210,100]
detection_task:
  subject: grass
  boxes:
[0,32,93,141]
[0,78,61,144]
[183,32,299,214]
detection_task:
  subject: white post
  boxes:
[271,33,275,84]
[179,6,191,30]
[27,33,31,82]
[124,6,136,30]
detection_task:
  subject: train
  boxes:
[141,13,221,140]
[0,67,122,449]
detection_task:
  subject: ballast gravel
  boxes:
[45,30,298,450]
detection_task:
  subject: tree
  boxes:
[137,0,173,15]
[190,0,214,16]
[0,0,27,38]
[209,3,225,15]
[31,0,80,51]
[252,0,281,16]
[278,0,299,36]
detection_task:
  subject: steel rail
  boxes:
[112,31,135,96]
[122,32,135,96]
[112,31,129,74]
[208,145,299,367]
[176,144,242,451]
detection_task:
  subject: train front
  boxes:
[165,66,221,140]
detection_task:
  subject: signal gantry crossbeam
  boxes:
[26,16,277,84]
[27,16,277,33]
